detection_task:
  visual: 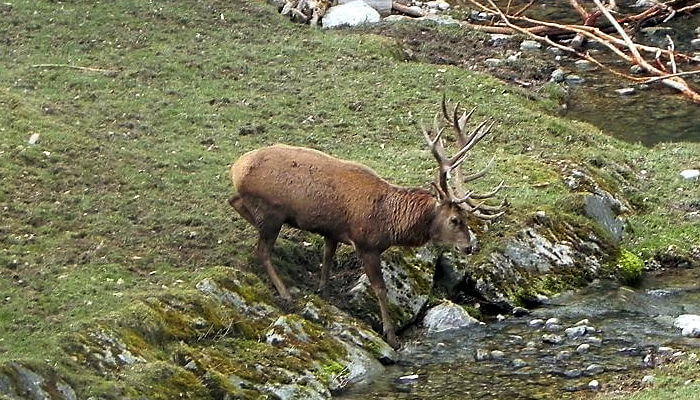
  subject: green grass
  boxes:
[0,0,697,390]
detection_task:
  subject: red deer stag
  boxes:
[228,98,505,348]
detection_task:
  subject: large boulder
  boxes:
[422,300,483,333]
[673,314,700,338]
[322,1,380,29]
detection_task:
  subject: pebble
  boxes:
[564,369,582,379]
[658,346,673,355]
[545,324,563,332]
[565,74,585,85]
[488,34,511,46]
[549,68,566,83]
[545,318,560,327]
[547,46,565,55]
[28,133,40,145]
[575,319,589,326]
[643,353,656,368]
[507,52,521,62]
[512,307,529,317]
[641,375,655,385]
[397,374,420,383]
[577,343,591,354]
[588,380,600,390]
[475,348,490,361]
[542,334,564,345]
[520,40,542,51]
[556,350,571,361]
[615,87,635,96]
[491,350,505,360]
[691,38,700,50]
[585,364,605,375]
[512,358,528,369]
[585,336,602,345]
[529,319,545,328]
[679,169,699,180]
[565,326,587,338]
[574,59,595,71]
[496,313,506,321]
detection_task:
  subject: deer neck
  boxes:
[384,187,437,247]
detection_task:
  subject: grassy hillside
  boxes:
[0,0,697,396]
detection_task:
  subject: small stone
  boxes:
[630,64,645,74]
[28,133,40,145]
[545,318,559,326]
[547,46,565,55]
[476,348,491,361]
[565,326,587,338]
[565,74,585,85]
[690,38,700,50]
[496,314,506,321]
[556,350,571,361]
[641,375,655,385]
[546,324,563,332]
[184,360,197,371]
[512,358,528,369]
[643,353,656,368]
[585,364,605,375]
[574,59,595,71]
[564,369,582,379]
[513,307,529,317]
[507,52,521,62]
[488,34,511,46]
[484,58,503,68]
[575,319,589,326]
[577,343,591,354]
[491,350,505,360]
[543,334,564,345]
[520,40,542,51]
[633,0,656,9]
[679,170,700,181]
[550,68,566,83]
[585,336,602,345]
[615,87,635,96]
[529,319,545,328]
[658,346,673,355]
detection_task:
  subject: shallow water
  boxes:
[454,0,700,145]
[340,268,700,399]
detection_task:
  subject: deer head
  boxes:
[423,96,506,252]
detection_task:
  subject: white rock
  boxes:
[28,133,40,145]
[529,319,545,328]
[691,38,700,50]
[520,40,541,51]
[575,319,589,326]
[588,380,600,390]
[679,169,699,180]
[565,326,587,338]
[397,374,419,383]
[642,375,655,385]
[491,350,505,360]
[574,59,595,71]
[577,343,591,354]
[673,314,700,337]
[550,68,566,83]
[422,300,483,333]
[484,58,503,68]
[322,1,381,29]
[545,318,560,328]
[658,346,673,354]
[488,34,511,46]
[616,87,635,96]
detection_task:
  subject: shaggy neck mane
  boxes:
[384,186,437,246]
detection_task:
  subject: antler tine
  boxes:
[474,210,506,221]
[447,119,496,172]
[470,180,505,199]
[452,190,475,205]
[466,197,507,213]
[463,156,495,183]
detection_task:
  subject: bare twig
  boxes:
[31,64,118,74]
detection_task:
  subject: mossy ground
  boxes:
[0,0,698,397]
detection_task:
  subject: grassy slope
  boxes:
[0,0,697,383]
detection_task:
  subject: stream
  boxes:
[340,268,700,399]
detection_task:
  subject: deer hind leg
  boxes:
[256,218,293,309]
[318,237,337,297]
[359,251,399,349]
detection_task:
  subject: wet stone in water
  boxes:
[529,319,545,328]
[512,358,528,369]
[585,364,605,376]
[543,334,564,345]
[576,343,591,354]
[564,326,587,338]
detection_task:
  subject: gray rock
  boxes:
[658,346,673,354]
[565,74,585,85]
[545,318,560,328]
[543,334,564,344]
[679,169,700,180]
[583,193,626,242]
[586,336,603,345]
[546,324,563,332]
[615,87,635,96]
[0,362,77,400]
[575,319,589,326]
[331,343,385,392]
[589,380,600,390]
[483,58,503,68]
[520,40,542,51]
[547,46,565,55]
[491,350,505,360]
[633,0,656,8]
[565,326,587,338]
[577,343,591,354]
[550,68,566,83]
[475,348,491,361]
[556,350,571,361]
[422,300,483,333]
[512,358,528,369]
[673,314,700,337]
[322,1,381,29]
[529,319,545,328]
[301,302,322,322]
[585,364,605,375]
[266,316,311,345]
[489,34,511,46]
[574,59,596,71]
[28,133,40,145]
[642,375,655,385]
[564,369,582,379]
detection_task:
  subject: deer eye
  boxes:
[449,216,460,225]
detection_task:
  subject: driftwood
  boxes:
[459,0,700,103]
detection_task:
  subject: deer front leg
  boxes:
[318,237,337,297]
[359,251,399,349]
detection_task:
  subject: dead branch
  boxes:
[31,64,118,74]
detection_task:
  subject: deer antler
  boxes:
[422,96,506,221]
